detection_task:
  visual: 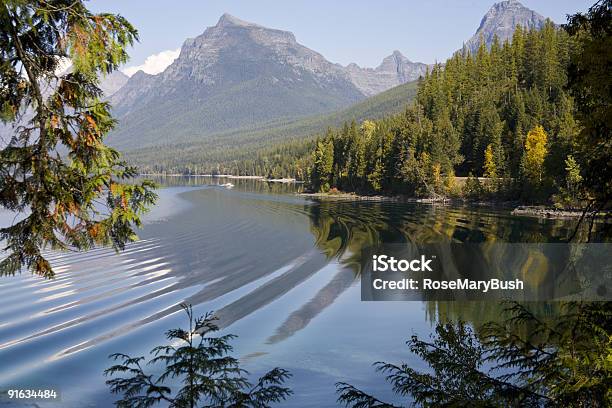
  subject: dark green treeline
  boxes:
[309,22,581,202]
[134,138,314,179]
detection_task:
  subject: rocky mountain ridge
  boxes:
[111,12,431,115]
[345,50,429,96]
[463,0,548,54]
[106,13,366,149]
[98,71,129,97]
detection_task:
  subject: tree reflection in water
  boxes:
[268,197,606,343]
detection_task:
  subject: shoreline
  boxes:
[139,173,303,183]
[299,192,589,219]
[141,174,589,219]
[510,206,587,219]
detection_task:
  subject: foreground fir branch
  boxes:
[105,304,292,408]
[336,302,611,408]
[0,0,157,277]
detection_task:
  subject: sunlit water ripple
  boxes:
[0,178,584,407]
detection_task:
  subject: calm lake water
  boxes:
[0,177,587,407]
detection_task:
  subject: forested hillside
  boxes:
[309,21,585,203]
[126,80,418,177]
[115,1,555,179]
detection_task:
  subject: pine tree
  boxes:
[347,122,365,190]
[311,138,334,192]
[106,304,292,407]
[464,172,484,199]
[299,19,584,205]
[336,302,611,407]
[564,0,611,231]
[0,1,157,277]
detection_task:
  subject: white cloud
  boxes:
[122,49,180,77]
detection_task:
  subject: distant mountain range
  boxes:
[99,71,129,98]
[105,13,433,150]
[1,1,551,163]
[345,51,428,96]
[105,1,549,153]
[124,79,420,174]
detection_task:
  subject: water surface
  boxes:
[0,176,584,407]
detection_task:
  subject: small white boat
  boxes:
[219,183,234,189]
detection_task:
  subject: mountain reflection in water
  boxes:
[0,176,598,407]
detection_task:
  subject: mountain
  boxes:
[110,2,554,172]
[345,51,428,96]
[99,70,129,97]
[463,0,547,54]
[107,13,366,150]
[123,80,419,173]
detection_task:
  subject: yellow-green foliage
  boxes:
[361,120,377,139]
[565,154,583,193]
[523,125,548,184]
[483,144,497,179]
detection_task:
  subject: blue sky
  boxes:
[89,0,592,72]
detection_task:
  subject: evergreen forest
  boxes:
[308,21,591,205]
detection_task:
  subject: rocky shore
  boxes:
[510,206,586,219]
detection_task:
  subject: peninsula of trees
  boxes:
[309,21,588,205]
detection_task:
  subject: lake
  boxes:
[0,176,587,407]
